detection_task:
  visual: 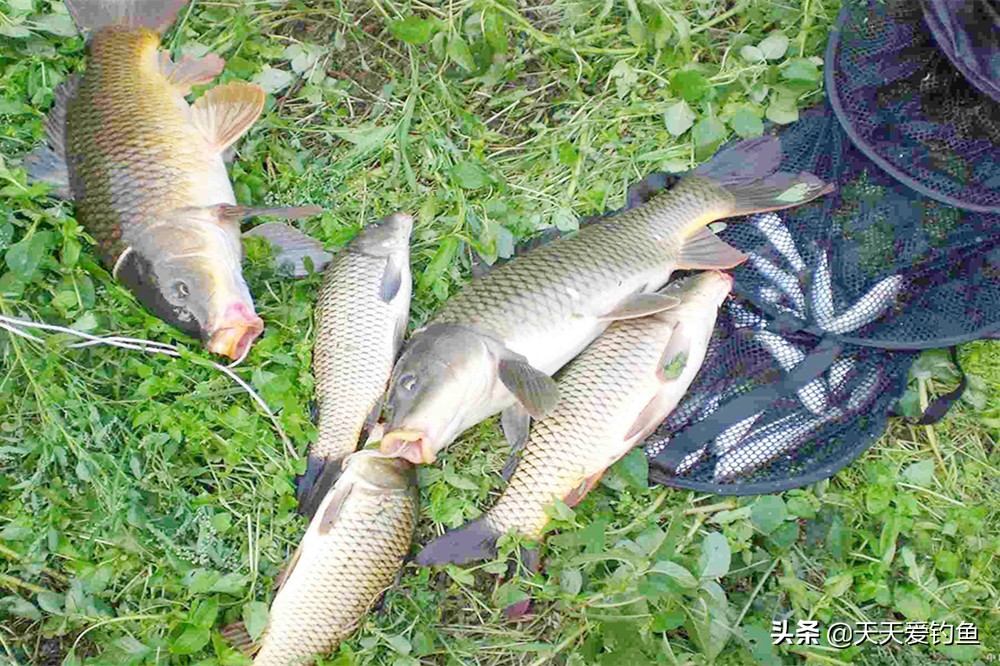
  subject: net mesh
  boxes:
[828,0,1000,212]
[643,102,1000,494]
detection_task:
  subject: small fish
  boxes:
[823,275,904,335]
[710,412,764,457]
[249,451,419,665]
[748,251,806,313]
[25,0,320,360]
[753,213,806,272]
[713,410,839,483]
[754,330,829,415]
[416,272,733,565]
[380,136,832,465]
[297,214,414,516]
[827,357,856,394]
[809,250,837,329]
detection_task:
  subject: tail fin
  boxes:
[64,0,189,33]
[416,518,500,566]
[295,455,345,519]
[693,136,834,217]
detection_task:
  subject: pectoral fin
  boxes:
[497,359,559,420]
[243,220,332,277]
[380,253,405,302]
[676,227,747,270]
[317,481,355,536]
[598,292,681,321]
[158,51,226,96]
[500,404,531,480]
[190,82,266,152]
[25,77,79,199]
[564,472,604,507]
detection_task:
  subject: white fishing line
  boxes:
[0,314,293,457]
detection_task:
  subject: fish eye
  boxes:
[398,374,417,392]
[172,281,190,300]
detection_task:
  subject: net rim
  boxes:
[825,1,1000,214]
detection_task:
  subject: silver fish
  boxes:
[754,213,806,272]
[823,275,903,335]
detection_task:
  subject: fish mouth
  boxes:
[206,314,264,362]
[379,429,435,465]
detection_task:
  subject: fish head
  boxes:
[349,212,414,257]
[379,325,497,464]
[116,209,264,361]
[659,270,734,314]
[341,450,418,491]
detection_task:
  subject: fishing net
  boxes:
[642,100,1000,494]
[827,0,1000,213]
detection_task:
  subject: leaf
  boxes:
[242,601,269,642]
[559,568,583,595]
[494,580,528,608]
[252,66,294,93]
[552,206,578,232]
[183,569,221,594]
[691,116,726,159]
[483,10,508,52]
[190,598,219,628]
[664,100,696,137]
[32,13,77,36]
[698,532,731,579]
[417,236,459,291]
[445,564,475,586]
[648,560,698,589]
[209,572,247,595]
[1,595,40,620]
[389,16,436,45]
[758,32,789,60]
[893,585,931,620]
[169,624,210,655]
[671,69,711,103]
[446,36,475,71]
[546,497,576,522]
[769,521,799,549]
[740,45,765,62]
[751,496,787,534]
[782,58,820,83]
[5,231,52,282]
[616,449,648,490]
[729,106,763,138]
[452,161,490,189]
[386,634,412,655]
[765,96,799,125]
[824,573,853,598]
[901,460,936,487]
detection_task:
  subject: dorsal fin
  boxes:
[189,82,266,153]
[157,51,226,96]
[64,0,190,33]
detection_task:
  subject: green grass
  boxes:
[0,0,997,664]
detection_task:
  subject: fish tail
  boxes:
[64,0,190,33]
[295,455,346,519]
[693,136,834,217]
[416,518,501,566]
[220,622,259,658]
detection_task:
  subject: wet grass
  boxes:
[0,0,996,664]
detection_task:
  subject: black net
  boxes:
[643,101,1000,495]
[828,0,1000,212]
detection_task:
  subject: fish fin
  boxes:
[23,144,71,199]
[564,472,604,507]
[295,454,346,518]
[380,253,405,302]
[500,404,531,480]
[676,227,748,270]
[44,76,79,160]
[598,292,681,321]
[157,51,225,96]
[243,220,332,277]
[623,390,682,445]
[220,622,260,657]
[691,136,833,216]
[64,0,189,33]
[317,479,355,535]
[190,81,266,152]
[416,518,501,566]
[500,404,531,453]
[497,359,559,420]
[273,543,304,593]
[223,205,323,222]
[625,172,678,209]
[656,321,691,382]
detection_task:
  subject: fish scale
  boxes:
[312,246,407,460]
[67,28,225,263]
[486,321,668,540]
[429,179,734,341]
[255,454,418,665]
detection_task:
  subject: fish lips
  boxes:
[379,429,436,465]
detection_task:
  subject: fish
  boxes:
[24,0,321,360]
[297,213,414,517]
[823,274,903,335]
[809,249,837,329]
[416,271,734,565]
[753,213,806,272]
[754,330,828,415]
[249,451,419,665]
[748,251,806,313]
[380,136,833,465]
